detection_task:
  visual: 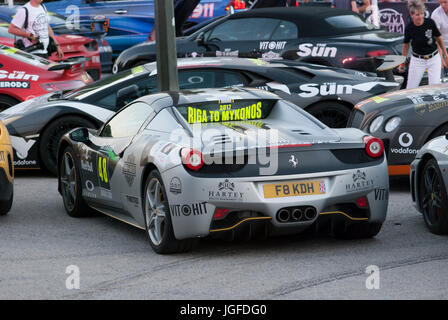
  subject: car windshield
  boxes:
[176,99,277,124]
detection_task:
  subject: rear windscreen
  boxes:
[177,99,277,124]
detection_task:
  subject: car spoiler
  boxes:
[48,57,91,71]
[336,55,406,82]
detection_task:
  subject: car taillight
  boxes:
[214,208,230,220]
[356,196,368,208]
[367,50,390,57]
[84,40,98,52]
[363,135,384,158]
[225,0,246,10]
[40,80,85,92]
[181,148,204,171]
[342,57,353,64]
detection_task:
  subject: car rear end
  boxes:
[51,35,102,81]
[163,98,389,240]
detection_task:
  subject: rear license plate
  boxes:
[263,180,326,198]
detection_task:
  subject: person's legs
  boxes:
[427,53,442,85]
[406,56,427,89]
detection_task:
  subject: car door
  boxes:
[201,17,297,59]
[81,101,155,210]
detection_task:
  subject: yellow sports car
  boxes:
[0,120,13,215]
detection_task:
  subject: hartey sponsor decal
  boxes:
[259,41,286,50]
[0,70,39,81]
[346,170,374,193]
[296,43,337,58]
[390,147,418,154]
[219,179,234,191]
[209,179,244,201]
[216,48,238,57]
[170,202,207,217]
[123,154,136,187]
[374,188,389,201]
[398,132,413,147]
[0,81,30,89]
[13,159,37,166]
[169,177,182,194]
[126,195,139,208]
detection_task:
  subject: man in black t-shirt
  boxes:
[399,0,448,88]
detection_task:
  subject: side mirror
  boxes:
[70,127,90,143]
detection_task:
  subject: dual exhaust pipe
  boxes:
[276,206,317,223]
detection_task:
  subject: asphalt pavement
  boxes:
[0,173,447,300]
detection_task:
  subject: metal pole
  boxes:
[7,0,13,8]
[154,0,179,92]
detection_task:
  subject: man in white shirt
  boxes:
[8,0,63,59]
[431,0,448,73]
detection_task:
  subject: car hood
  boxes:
[355,83,448,115]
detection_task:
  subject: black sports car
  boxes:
[113,7,403,73]
[0,57,401,175]
[347,84,448,176]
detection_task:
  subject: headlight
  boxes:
[384,116,401,132]
[369,115,384,133]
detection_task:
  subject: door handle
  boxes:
[114,9,127,14]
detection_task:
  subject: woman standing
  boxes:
[399,0,448,89]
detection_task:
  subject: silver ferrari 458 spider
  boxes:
[57,87,389,253]
[411,134,448,235]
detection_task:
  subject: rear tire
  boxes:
[0,96,20,112]
[0,191,13,216]
[418,158,448,234]
[334,222,383,239]
[306,102,351,128]
[39,116,96,176]
[143,170,197,254]
[59,146,91,217]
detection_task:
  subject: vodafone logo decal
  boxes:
[398,132,413,147]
